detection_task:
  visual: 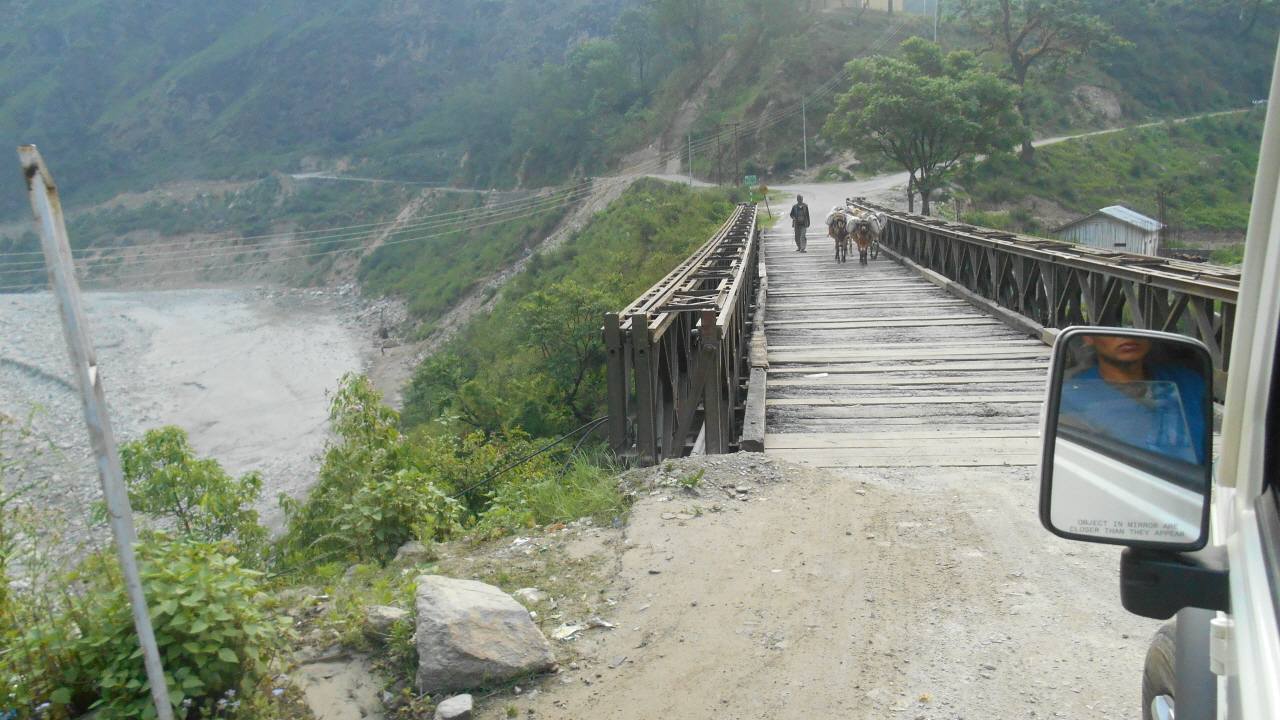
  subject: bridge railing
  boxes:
[603,203,760,465]
[850,199,1241,390]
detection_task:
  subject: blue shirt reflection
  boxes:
[1059,364,1207,465]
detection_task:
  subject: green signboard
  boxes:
[744,175,757,185]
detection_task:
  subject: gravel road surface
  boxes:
[485,454,1162,720]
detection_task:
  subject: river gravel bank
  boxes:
[0,285,391,543]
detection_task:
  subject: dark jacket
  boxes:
[790,202,810,228]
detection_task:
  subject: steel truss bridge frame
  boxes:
[604,203,760,465]
[852,200,1241,392]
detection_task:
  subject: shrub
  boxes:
[815,165,854,182]
[279,373,466,565]
[2,540,287,719]
[118,426,267,564]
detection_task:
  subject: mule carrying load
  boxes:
[826,205,884,266]
[825,205,853,263]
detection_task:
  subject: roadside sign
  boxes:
[744,175,757,185]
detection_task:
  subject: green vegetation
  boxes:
[825,38,1025,214]
[118,426,268,563]
[401,179,747,436]
[357,192,569,324]
[959,111,1264,233]
[957,0,1126,159]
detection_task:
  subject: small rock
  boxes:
[691,600,698,607]
[394,541,430,563]
[674,513,694,520]
[433,693,473,720]
[551,624,584,640]
[982,663,997,671]
[661,513,677,520]
[609,656,627,668]
[512,587,547,604]
[363,605,410,642]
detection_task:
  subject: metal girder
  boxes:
[605,203,760,465]
[855,201,1240,387]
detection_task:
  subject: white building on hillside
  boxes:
[1052,205,1164,256]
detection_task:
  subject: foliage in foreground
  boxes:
[119,426,268,565]
[1,539,287,719]
[279,373,628,567]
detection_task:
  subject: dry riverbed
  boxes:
[0,285,400,540]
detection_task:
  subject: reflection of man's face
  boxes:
[1083,335,1151,382]
[1084,336,1151,364]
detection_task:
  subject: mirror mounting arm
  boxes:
[1120,546,1230,620]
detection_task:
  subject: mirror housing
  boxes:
[1039,327,1214,551]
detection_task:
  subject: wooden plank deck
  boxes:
[762,223,1046,468]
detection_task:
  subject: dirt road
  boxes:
[485,454,1161,720]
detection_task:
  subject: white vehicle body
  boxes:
[1214,38,1280,718]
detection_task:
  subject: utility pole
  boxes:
[802,99,808,172]
[687,133,693,186]
[732,122,741,186]
[18,146,175,720]
[714,123,723,186]
[1157,186,1168,256]
[934,0,940,43]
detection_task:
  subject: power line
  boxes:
[0,182,601,292]
[0,16,914,274]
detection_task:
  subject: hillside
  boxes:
[956,110,1264,262]
[0,0,633,219]
[2,0,1274,226]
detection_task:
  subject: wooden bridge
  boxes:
[605,194,1240,468]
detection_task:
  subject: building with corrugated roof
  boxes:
[1052,206,1164,256]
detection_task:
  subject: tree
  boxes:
[516,281,611,424]
[614,8,661,81]
[957,0,1124,160]
[117,426,267,560]
[648,0,726,60]
[824,38,1026,215]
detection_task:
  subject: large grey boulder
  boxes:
[414,576,556,694]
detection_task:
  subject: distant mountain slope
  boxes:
[0,0,632,217]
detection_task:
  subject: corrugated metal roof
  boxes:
[1097,205,1163,231]
[1052,205,1163,234]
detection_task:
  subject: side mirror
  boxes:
[1040,327,1214,551]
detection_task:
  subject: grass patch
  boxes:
[959,111,1264,233]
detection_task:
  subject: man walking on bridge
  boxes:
[790,194,810,252]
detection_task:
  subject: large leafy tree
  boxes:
[648,0,726,60]
[824,38,1026,215]
[957,0,1124,160]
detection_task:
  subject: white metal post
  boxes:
[802,99,808,172]
[18,146,175,720]
[688,133,693,186]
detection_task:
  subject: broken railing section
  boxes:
[604,203,761,466]
[851,199,1240,395]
